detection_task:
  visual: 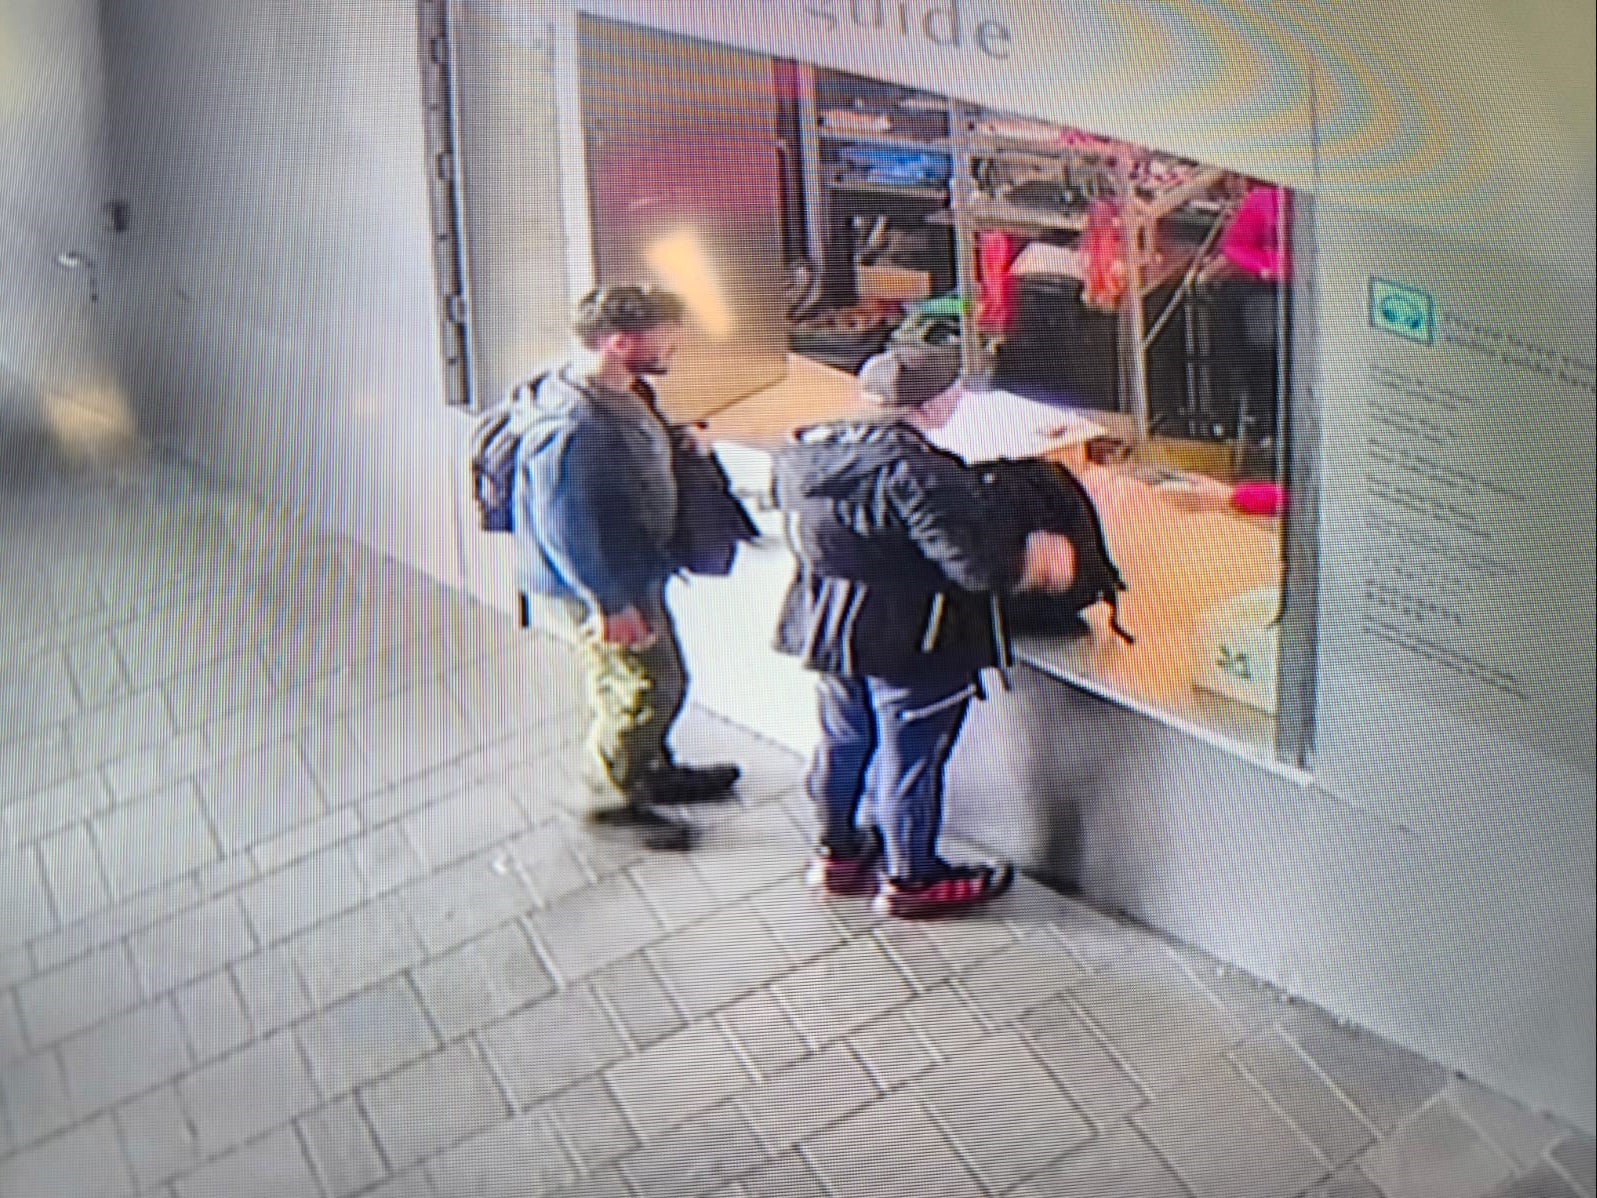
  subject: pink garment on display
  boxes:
[1219,186,1290,282]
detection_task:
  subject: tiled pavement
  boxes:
[2,428,1594,1198]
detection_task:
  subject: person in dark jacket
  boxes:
[773,345,1078,917]
[511,285,740,851]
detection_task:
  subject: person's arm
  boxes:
[887,452,1028,593]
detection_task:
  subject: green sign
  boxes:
[1369,278,1435,345]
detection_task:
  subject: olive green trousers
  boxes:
[549,594,687,809]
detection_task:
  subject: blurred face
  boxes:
[611,323,682,377]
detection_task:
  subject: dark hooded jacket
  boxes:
[772,419,1028,678]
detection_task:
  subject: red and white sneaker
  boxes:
[804,835,882,897]
[872,863,1015,919]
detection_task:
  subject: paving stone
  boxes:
[1235,1028,1376,1168]
[1010,1121,1190,1198]
[1017,994,1148,1127]
[57,1000,188,1118]
[745,876,849,965]
[738,1151,830,1198]
[0,727,74,804]
[195,742,326,852]
[298,1096,390,1198]
[1302,1167,1389,1198]
[410,919,556,1041]
[718,987,813,1079]
[173,1124,322,1198]
[1360,1099,1516,1198]
[172,968,254,1063]
[177,1030,321,1155]
[347,685,478,785]
[775,937,915,1046]
[1285,1008,1453,1135]
[68,688,176,768]
[128,894,259,994]
[1445,1079,1566,1173]
[548,1165,634,1198]
[398,850,540,958]
[31,874,205,977]
[296,975,440,1096]
[16,942,143,1048]
[360,1041,511,1171]
[544,1076,640,1172]
[1072,955,1245,1094]
[620,1101,768,1198]
[1,1048,75,1146]
[400,782,530,871]
[900,981,989,1064]
[0,985,24,1064]
[629,851,721,930]
[99,730,210,806]
[480,988,629,1107]
[425,1107,578,1197]
[231,944,315,1035]
[0,1113,135,1198]
[685,803,809,906]
[848,1006,939,1094]
[64,630,133,711]
[0,844,58,949]
[0,644,80,743]
[737,1042,876,1153]
[501,822,595,908]
[1550,1135,1596,1196]
[870,919,956,993]
[913,901,1019,969]
[91,782,220,898]
[801,1092,984,1198]
[299,723,388,808]
[1134,1056,1328,1198]
[915,1029,1093,1194]
[250,806,363,875]
[1489,1166,1587,1198]
[160,647,278,731]
[528,871,665,984]
[3,771,112,846]
[238,844,369,943]
[114,1083,202,1190]
[288,897,426,1006]
[344,822,432,895]
[647,905,795,1021]
[589,951,685,1049]
[957,929,1089,1028]
[607,1018,757,1141]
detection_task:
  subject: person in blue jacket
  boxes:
[773,344,1078,917]
[511,285,740,851]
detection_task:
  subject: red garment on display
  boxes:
[976,231,1020,333]
[1081,199,1127,312]
[1220,186,1290,282]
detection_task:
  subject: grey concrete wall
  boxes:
[88,1,572,608]
[0,0,111,412]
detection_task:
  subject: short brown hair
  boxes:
[572,285,686,347]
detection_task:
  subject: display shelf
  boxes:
[817,128,951,154]
[825,174,948,202]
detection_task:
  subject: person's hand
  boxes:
[676,421,714,454]
[599,605,657,649]
[1017,531,1077,593]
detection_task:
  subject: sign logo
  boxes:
[1369,278,1434,346]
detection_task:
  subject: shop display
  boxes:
[1192,585,1282,714]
